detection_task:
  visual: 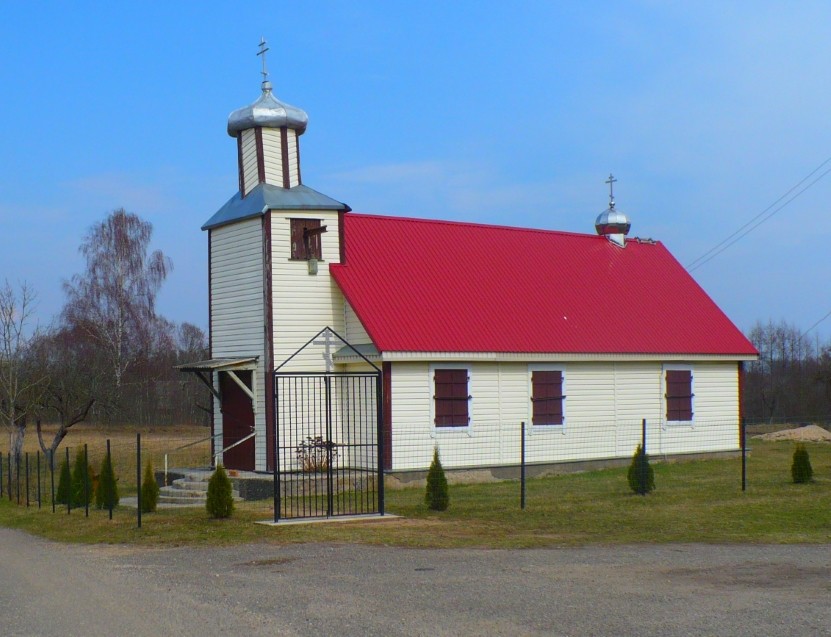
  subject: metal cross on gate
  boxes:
[312,328,336,372]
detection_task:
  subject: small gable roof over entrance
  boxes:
[329,214,757,357]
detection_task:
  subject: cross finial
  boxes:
[605,173,617,208]
[257,37,271,91]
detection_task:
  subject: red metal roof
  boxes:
[329,214,757,356]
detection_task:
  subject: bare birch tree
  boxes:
[62,209,172,407]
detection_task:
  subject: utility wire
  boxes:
[800,307,831,339]
[687,154,831,272]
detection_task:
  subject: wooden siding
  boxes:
[261,128,284,187]
[344,301,373,345]
[388,360,741,471]
[210,219,268,470]
[286,129,299,187]
[240,129,259,195]
[271,210,345,371]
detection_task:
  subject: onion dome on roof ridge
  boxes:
[227,84,309,138]
[594,173,631,248]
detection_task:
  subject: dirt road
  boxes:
[0,528,828,636]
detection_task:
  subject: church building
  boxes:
[182,45,757,477]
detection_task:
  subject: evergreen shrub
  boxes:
[95,453,119,509]
[55,455,71,505]
[206,465,234,519]
[70,449,94,507]
[791,443,813,484]
[140,461,160,513]
[627,444,655,495]
[425,447,449,511]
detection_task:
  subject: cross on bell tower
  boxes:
[257,37,271,91]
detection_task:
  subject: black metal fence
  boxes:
[274,372,383,521]
[0,428,213,527]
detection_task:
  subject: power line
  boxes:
[800,307,831,339]
[686,155,831,272]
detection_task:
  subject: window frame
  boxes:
[289,218,323,261]
[430,364,472,432]
[528,364,567,430]
[663,364,694,425]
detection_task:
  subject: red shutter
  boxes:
[434,369,469,427]
[532,370,564,425]
[666,370,693,421]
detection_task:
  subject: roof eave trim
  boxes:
[377,351,758,362]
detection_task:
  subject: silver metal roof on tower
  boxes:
[595,173,631,245]
[227,38,309,137]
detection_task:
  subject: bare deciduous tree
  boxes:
[0,281,46,462]
[62,209,172,402]
[31,326,101,459]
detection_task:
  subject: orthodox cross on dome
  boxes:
[257,37,271,89]
[605,173,617,209]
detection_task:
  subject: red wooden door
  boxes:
[220,371,255,471]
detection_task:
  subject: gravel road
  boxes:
[0,528,829,636]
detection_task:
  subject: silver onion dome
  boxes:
[227,83,309,137]
[595,206,631,236]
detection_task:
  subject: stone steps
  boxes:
[158,474,241,506]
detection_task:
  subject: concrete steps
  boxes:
[159,472,242,506]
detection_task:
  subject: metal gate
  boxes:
[273,371,384,521]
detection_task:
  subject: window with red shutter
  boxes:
[665,369,693,422]
[290,218,322,260]
[434,369,470,427]
[531,370,565,426]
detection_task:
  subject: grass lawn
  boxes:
[0,436,829,548]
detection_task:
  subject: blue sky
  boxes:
[2,1,831,341]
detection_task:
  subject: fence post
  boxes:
[50,450,56,513]
[84,443,89,518]
[136,432,142,529]
[741,417,747,492]
[16,453,20,505]
[65,447,70,515]
[7,452,11,501]
[37,451,41,508]
[640,418,648,496]
[0,453,3,498]
[376,372,385,517]
[25,452,29,507]
[520,421,526,510]
[107,439,113,520]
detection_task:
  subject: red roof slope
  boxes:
[329,214,757,356]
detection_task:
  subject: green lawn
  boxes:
[0,440,829,548]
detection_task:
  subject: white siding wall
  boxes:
[344,301,372,345]
[261,128,284,187]
[388,360,740,471]
[210,219,268,469]
[240,129,259,196]
[271,211,345,371]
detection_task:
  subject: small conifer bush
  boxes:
[55,455,71,505]
[140,461,160,513]
[70,449,94,507]
[627,444,655,495]
[425,447,449,511]
[206,465,234,519]
[791,443,813,484]
[95,453,119,509]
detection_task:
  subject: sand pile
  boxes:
[753,425,831,442]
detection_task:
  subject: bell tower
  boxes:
[227,38,308,195]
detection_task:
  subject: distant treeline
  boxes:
[743,320,831,424]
